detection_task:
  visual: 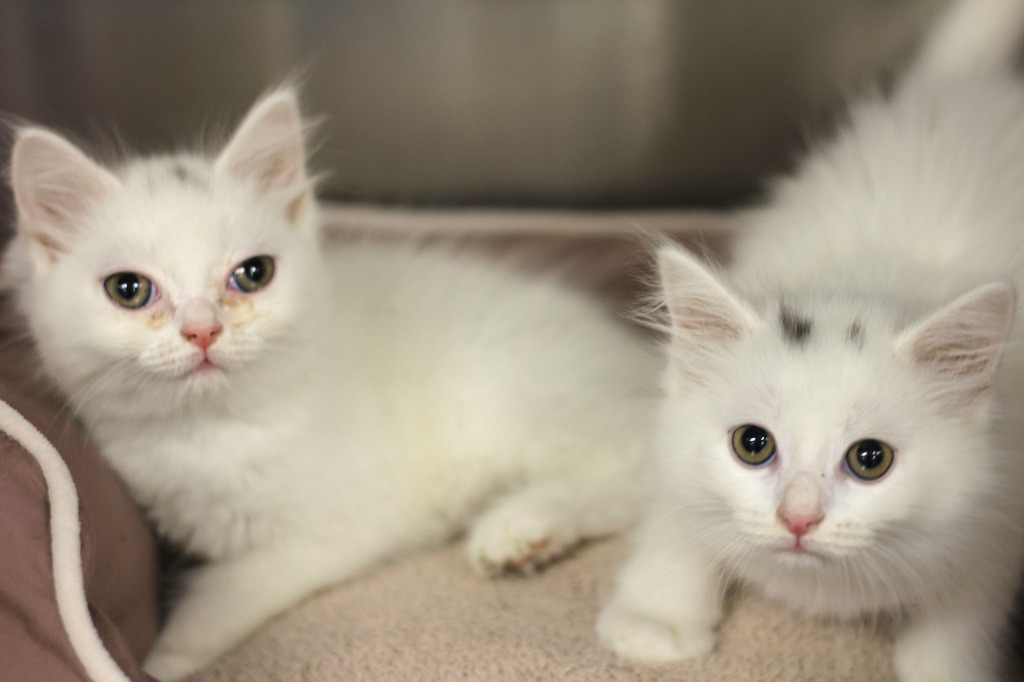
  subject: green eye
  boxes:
[731,425,776,466]
[103,272,155,309]
[230,255,275,293]
[845,439,894,481]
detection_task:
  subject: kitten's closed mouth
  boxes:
[185,356,223,377]
[774,543,830,562]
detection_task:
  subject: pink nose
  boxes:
[182,324,222,350]
[777,473,825,540]
[778,510,824,539]
[180,299,223,351]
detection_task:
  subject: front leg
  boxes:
[145,541,376,681]
[597,517,723,663]
[893,586,1013,682]
[466,475,639,576]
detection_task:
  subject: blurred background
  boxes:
[0,0,947,211]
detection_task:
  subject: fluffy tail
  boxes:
[906,0,1024,84]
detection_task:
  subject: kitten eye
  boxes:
[103,272,156,309]
[230,255,275,293]
[845,439,894,481]
[731,425,777,466]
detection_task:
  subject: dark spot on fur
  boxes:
[779,305,812,346]
[848,319,865,348]
[170,162,205,187]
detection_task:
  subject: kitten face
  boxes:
[671,315,976,561]
[5,90,322,416]
[656,247,1014,613]
[50,166,312,393]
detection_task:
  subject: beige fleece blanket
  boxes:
[189,537,901,682]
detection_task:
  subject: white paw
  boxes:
[596,604,715,664]
[144,645,210,681]
[466,500,575,576]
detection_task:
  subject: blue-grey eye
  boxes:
[230,255,275,293]
[731,425,776,466]
[845,439,894,481]
[103,272,155,309]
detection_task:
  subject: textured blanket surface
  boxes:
[188,538,898,682]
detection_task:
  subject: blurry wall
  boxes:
[0,0,945,208]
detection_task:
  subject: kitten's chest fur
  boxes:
[92,385,332,556]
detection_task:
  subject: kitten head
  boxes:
[654,246,1015,615]
[3,88,324,418]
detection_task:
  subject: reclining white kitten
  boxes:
[598,1,1024,680]
[3,89,657,679]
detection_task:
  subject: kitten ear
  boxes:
[215,88,308,194]
[658,246,759,352]
[896,282,1015,410]
[10,128,120,259]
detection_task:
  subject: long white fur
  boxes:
[3,89,658,680]
[598,1,1024,680]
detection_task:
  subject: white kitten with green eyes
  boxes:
[598,1,1024,680]
[3,90,657,680]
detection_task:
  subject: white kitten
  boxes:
[598,1,1024,680]
[3,90,657,680]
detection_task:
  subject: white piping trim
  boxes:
[0,398,131,682]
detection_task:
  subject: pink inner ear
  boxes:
[216,91,307,194]
[670,296,748,342]
[13,129,120,240]
[226,132,303,191]
[910,323,998,381]
[658,247,756,346]
[900,282,1015,405]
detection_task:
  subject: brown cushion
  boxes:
[0,362,160,681]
